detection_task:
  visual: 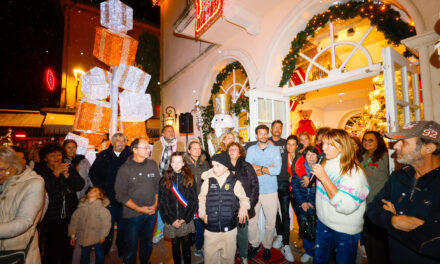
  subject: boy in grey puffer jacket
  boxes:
[68,187,111,264]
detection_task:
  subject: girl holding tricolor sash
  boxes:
[158,152,197,264]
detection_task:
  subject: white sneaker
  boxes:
[281,244,294,262]
[241,257,248,264]
[300,253,312,263]
[272,235,283,249]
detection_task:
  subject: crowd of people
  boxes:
[0,120,439,264]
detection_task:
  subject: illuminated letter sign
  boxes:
[195,0,223,37]
[45,69,55,91]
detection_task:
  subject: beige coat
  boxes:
[0,167,45,264]
[151,139,185,170]
[68,197,111,247]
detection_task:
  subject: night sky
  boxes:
[1,0,160,110]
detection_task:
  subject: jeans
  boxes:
[195,218,205,250]
[104,202,123,255]
[237,221,248,258]
[123,213,156,264]
[275,182,291,245]
[314,220,360,264]
[80,243,104,264]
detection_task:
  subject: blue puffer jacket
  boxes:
[291,161,316,214]
[367,166,440,263]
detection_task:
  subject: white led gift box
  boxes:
[64,132,89,155]
[118,90,153,122]
[100,0,133,34]
[112,64,151,94]
[80,67,110,100]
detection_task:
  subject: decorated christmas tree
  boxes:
[350,75,388,135]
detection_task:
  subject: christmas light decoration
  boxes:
[100,0,133,33]
[112,64,151,94]
[279,0,417,87]
[195,0,223,37]
[93,26,138,67]
[80,67,110,100]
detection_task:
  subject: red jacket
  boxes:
[295,147,322,179]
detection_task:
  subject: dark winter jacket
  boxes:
[279,151,300,184]
[206,176,239,232]
[89,145,131,204]
[229,158,259,219]
[158,172,198,224]
[183,153,210,195]
[291,160,316,213]
[367,166,440,263]
[34,162,85,223]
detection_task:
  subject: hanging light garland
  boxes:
[279,0,416,87]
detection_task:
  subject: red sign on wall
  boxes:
[195,0,223,37]
[45,68,55,91]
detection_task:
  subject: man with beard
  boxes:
[367,121,440,263]
[246,124,282,261]
[89,133,131,256]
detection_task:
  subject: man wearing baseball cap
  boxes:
[367,121,440,263]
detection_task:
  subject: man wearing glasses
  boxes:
[115,138,160,264]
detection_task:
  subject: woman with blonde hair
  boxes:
[0,146,45,263]
[218,132,236,152]
[310,129,369,264]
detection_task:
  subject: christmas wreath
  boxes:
[279,0,416,87]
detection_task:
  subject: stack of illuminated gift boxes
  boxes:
[72,0,153,148]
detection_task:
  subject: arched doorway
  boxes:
[279,1,421,136]
[201,61,251,144]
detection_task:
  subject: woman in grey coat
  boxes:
[0,146,45,264]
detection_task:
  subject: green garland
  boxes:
[201,61,250,148]
[279,0,416,87]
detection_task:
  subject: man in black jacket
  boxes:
[367,121,440,263]
[89,132,131,255]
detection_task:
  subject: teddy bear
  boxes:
[295,109,316,135]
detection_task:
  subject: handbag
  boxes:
[299,209,317,241]
[0,235,34,264]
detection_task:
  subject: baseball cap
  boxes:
[385,121,440,143]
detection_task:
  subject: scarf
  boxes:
[159,136,177,176]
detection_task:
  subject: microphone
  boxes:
[307,153,326,187]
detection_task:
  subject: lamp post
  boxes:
[73,69,85,105]
[163,106,177,127]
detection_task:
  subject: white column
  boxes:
[109,67,118,137]
[402,30,440,121]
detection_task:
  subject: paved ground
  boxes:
[72,229,305,264]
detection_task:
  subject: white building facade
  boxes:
[160,0,440,141]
